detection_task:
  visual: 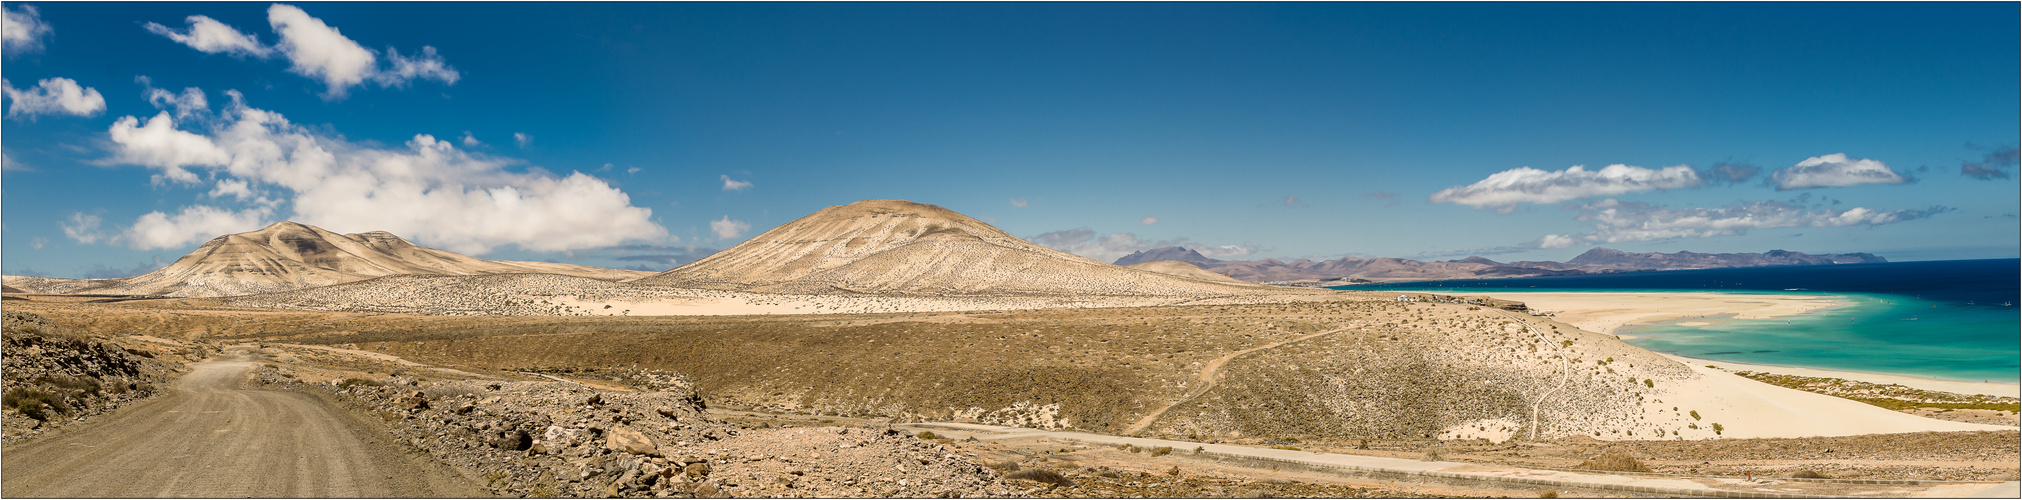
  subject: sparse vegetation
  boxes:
[916,431,939,440]
[1005,469,1074,487]
[1149,446,1173,457]
[1538,489,1559,498]
[1576,449,1651,472]
[1788,470,1831,479]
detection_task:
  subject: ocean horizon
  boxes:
[1332,259,2022,383]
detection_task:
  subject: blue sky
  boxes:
[4,2,2017,278]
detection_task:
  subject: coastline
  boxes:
[1660,353,2020,398]
[1464,291,2020,398]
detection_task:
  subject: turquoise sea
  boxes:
[1332,259,2021,383]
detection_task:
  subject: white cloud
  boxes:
[720,175,752,191]
[1010,198,1028,208]
[626,166,641,175]
[140,79,210,120]
[1,150,25,172]
[3,77,106,118]
[1430,164,1702,213]
[514,132,532,148]
[1565,198,1948,243]
[460,131,480,147]
[1140,216,1158,225]
[1529,234,1576,249]
[145,5,457,99]
[267,4,377,98]
[61,212,104,244]
[208,178,253,200]
[375,45,458,86]
[99,91,669,255]
[144,15,273,58]
[123,204,275,250]
[1772,153,1908,190]
[3,5,52,57]
[1026,227,1257,264]
[710,216,750,240]
[30,237,46,250]
[1283,194,1301,208]
[106,111,230,185]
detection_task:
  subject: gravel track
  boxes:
[0,349,481,498]
[1121,327,1349,436]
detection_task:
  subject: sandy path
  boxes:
[1121,327,1348,435]
[0,349,481,498]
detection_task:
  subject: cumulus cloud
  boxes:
[720,175,752,191]
[3,77,106,118]
[107,111,231,185]
[144,4,458,99]
[1140,216,1158,225]
[1026,227,1257,264]
[374,46,458,87]
[1961,146,2019,180]
[1564,198,1949,243]
[1705,161,1761,185]
[709,216,750,240]
[208,178,253,200]
[99,91,668,254]
[144,14,273,58]
[1771,153,1908,190]
[139,77,211,120]
[3,4,52,57]
[1009,197,1028,208]
[513,132,531,148]
[1529,234,1577,249]
[123,204,276,250]
[61,212,105,244]
[460,131,480,147]
[266,4,378,97]
[1430,164,1701,213]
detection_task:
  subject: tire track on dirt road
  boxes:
[1,348,480,498]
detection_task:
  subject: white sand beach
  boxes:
[1480,291,1847,335]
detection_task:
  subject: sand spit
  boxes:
[1479,292,1847,335]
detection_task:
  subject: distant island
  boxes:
[1113,246,1887,285]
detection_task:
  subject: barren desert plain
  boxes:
[2,199,2017,498]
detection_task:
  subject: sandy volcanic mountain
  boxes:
[1124,260,1247,284]
[636,199,1269,296]
[14,221,648,297]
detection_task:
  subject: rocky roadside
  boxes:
[253,367,1019,498]
[1,311,199,446]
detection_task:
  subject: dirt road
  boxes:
[1,349,482,498]
[1121,327,1347,435]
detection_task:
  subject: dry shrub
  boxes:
[1537,489,1559,498]
[985,461,1020,473]
[1420,447,1443,462]
[1149,446,1173,457]
[1577,449,1651,472]
[1005,469,1074,487]
[1787,470,1831,479]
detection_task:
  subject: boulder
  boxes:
[605,426,659,456]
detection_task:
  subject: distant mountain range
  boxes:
[1112,246,1886,284]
